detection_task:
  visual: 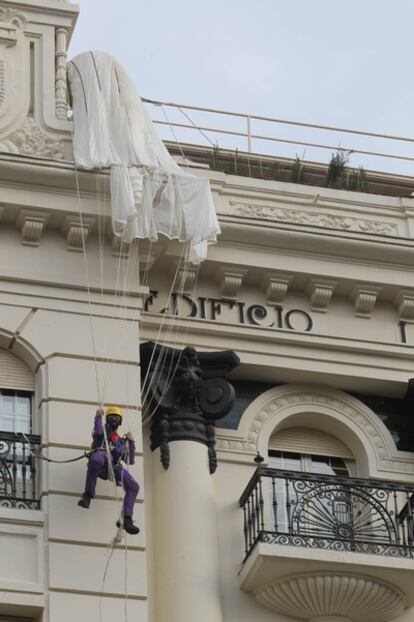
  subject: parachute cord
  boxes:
[140,252,190,419]
[140,244,189,418]
[124,532,129,622]
[139,241,188,406]
[160,104,188,164]
[176,105,216,148]
[141,253,200,427]
[71,135,103,405]
[140,247,190,415]
[140,243,201,429]
[123,448,131,622]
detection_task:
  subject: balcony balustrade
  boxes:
[0,431,41,510]
[239,467,414,561]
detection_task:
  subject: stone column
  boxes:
[141,342,239,622]
[55,27,68,120]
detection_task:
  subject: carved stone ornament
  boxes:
[217,266,248,298]
[255,573,404,622]
[0,118,65,159]
[226,201,398,236]
[394,289,414,321]
[176,266,198,293]
[262,272,292,303]
[62,216,95,251]
[351,284,382,317]
[307,279,337,312]
[141,342,239,473]
[17,209,49,246]
[0,8,27,47]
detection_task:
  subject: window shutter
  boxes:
[0,349,34,391]
[269,427,353,459]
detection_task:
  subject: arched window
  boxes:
[0,349,39,509]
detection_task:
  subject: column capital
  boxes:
[141,342,239,473]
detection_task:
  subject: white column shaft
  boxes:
[152,441,222,622]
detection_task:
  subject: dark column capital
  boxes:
[141,342,240,473]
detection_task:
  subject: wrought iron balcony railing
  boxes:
[239,467,414,561]
[0,431,41,510]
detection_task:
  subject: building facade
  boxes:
[1,1,414,622]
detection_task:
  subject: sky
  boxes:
[68,0,414,176]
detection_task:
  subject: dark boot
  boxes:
[78,494,91,509]
[117,516,140,535]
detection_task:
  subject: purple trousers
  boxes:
[84,451,139,518]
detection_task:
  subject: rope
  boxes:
[160,104,188,164]
[176,105,216,147]
[71,133,103,405]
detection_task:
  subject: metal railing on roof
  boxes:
[143,97,414,176]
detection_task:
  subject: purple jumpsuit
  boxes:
[83,415,139,518]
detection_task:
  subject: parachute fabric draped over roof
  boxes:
[67,51,220,264]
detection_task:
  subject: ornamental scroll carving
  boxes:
[226,201,398,236]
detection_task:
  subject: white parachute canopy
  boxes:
[67,51,220,264]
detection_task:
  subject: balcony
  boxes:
[239,467,414,621]
[0,431,41,510]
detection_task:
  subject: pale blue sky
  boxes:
[69,1,414,175]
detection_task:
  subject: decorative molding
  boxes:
[307,279,337,313]
[0,118,65,159]
[17,210,49,246]
[215,385,414,476]
[261,272,292,303]
[351,284,382,317]
[217,266,247,298]
[0,8,27,46]
[394,289,414,321]
[255,573,404,622]
[62,216,94,251]
[227,201,398,236]
[177,266,198,294]
[55,27,68,120]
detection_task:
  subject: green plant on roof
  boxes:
[326,150,351,188]
[347,166,368,192]
[210,143,220,170]
[291,155,306,183]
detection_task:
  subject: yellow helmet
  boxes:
[105,406,124,420]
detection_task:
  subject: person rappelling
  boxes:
[77,406,140,535]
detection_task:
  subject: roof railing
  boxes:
[143,97,414,175]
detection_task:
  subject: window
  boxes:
[0,349,39,509]
[269,450,351,476]
[267,450,353,535]
[0,390,32,434]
